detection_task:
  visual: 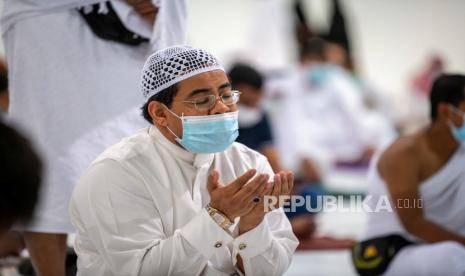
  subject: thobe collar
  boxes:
[148,125,214,169]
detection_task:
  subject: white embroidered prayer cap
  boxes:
[141,46,225,99]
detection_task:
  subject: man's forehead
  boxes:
[177,70,229,93]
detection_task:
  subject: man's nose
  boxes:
[210,98,230,114]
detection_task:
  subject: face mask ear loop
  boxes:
[162,104,183,140]
[166,125,181,140]
[448,104,465,116]
[448,105,465,128]
[162,104,181,119]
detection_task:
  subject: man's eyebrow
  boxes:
[186,82,231,98]
[186,88,212,98]
[219,82,231,90]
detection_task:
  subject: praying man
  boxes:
[70,46,298,276]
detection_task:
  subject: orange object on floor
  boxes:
[297,236,355,250]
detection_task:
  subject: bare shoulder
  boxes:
[378,134,422,178]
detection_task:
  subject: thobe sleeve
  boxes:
[231,157,299,275]
[232,209,299,276]
[73,159,234,276]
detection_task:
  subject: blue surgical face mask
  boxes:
[165,108,239,154]
[449,105,465,142]
[306,65,334,87]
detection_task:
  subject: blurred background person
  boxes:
[266,0,396,186]
[0,59,8,113]
[229,63,282,173]
[1,0,186,275]
[292,0,397,167]
[267,37,380,181]
[0,120,42,242]
[229,63,317,241]
[402,54,447,134]
[0,58,26,263]
[411,55,446,99]
[230,62,354,248]
[353,74,465,276]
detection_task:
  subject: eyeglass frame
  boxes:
[173,90,242,110]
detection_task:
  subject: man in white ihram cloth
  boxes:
[352,74,465,276]
[2,0,186,275]
[70,46,299,276]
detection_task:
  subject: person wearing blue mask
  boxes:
[353,74,465,276]
[69,46,298,276]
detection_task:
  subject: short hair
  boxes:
[0,70,7,94]
[430,74,465,120]
[141,84,178,124]
[0,120,42,228]
[228,64,264,90]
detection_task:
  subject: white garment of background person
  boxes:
[264,67,330,174]
[263,66,346,178]
[296,65,393,163]
[2,0,186,232]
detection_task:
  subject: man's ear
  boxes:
[437,103,452,121]
[438,103,464,127]
[148,101,168,126]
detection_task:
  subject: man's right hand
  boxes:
[125,0,159,24]
[207,169,269,221]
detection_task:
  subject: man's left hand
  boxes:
[238,171,294,234]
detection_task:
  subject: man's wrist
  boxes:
[205,203,233,230]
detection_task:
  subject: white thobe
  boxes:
[2,0,186,233]
[70,126,298,276]
[2,0,187,51]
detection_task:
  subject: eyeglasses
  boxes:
[176,90,242,110]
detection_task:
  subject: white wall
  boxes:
[349,0,465,111]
